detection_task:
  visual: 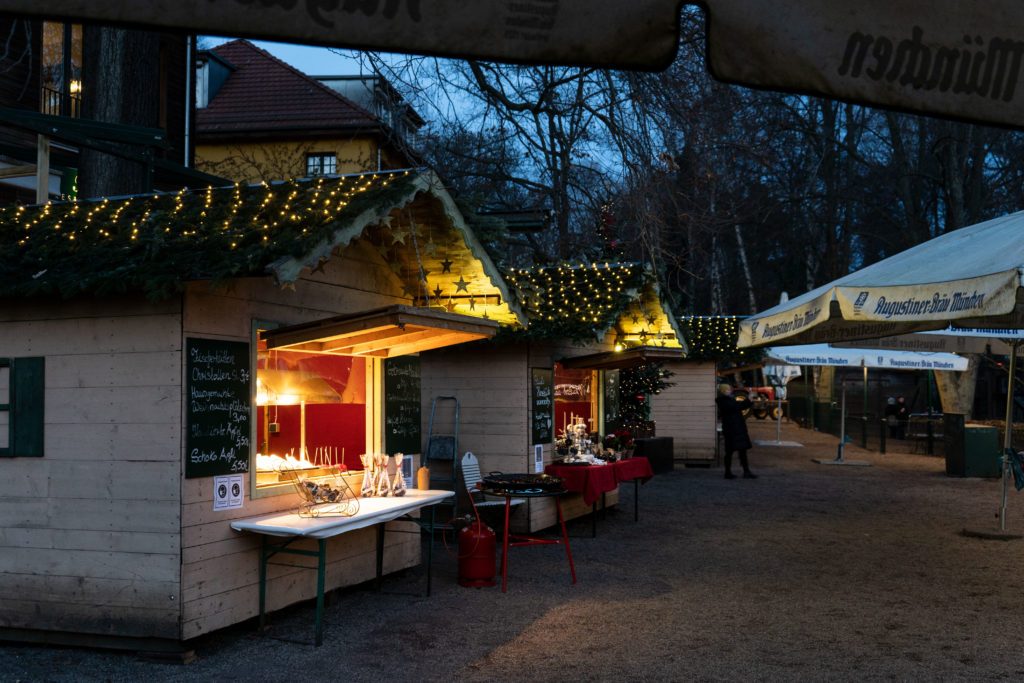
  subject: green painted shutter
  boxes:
[11,357,44,457]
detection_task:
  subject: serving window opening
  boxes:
[254,330,373,489]
[554,362,597,438]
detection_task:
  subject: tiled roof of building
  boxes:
[196,39,381,136]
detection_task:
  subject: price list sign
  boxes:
[185,338,251,479]
[531,367,554,445]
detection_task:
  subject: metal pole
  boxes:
[776,393,782,443]
[1001,341,1019,531]
[862,366,869,449]
[836,385,847,462]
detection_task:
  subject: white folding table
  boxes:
[231,489,454,645]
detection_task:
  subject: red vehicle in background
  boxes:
[717,365,782,420]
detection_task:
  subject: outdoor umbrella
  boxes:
[763,344,967,463]
[742,211,1024,529]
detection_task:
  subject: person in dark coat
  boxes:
[895,395,910,440]
[716,383,756,479]
[884,397,900,439]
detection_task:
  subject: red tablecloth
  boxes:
[545,463,618,505]
[612,457,654,484]
[545,457,655,505]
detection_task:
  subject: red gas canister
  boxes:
[458,520,496,588]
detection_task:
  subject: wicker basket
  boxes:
[280,465,360,518]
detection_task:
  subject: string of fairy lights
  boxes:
[680,315,763,362]
[1,170,418,299]
[8,170,410,250]
[504,263,679,347]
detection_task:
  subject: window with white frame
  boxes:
[306,153,337,177]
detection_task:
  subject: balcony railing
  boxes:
[40,85,81,118]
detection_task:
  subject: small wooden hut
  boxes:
[0,169,524,647]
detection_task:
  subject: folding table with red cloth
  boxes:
[545,457,654,537]
[611,457,654,522]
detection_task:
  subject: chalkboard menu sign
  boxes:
[384,356,421,455]
[185,338,251,479]
[531,367,554,445]
[603,369,621,431]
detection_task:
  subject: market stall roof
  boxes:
[738,210,1024,348]
[0,168,525,328]
[502,262,687,352]
[262,305,499,359]
[763,343,969,371]
[559,345,685,370]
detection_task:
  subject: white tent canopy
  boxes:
[738,211,1024,349]
[764,344,968,371]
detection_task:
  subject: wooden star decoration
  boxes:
[440,257,453,273]
[310,258,329,275]
[445,300,457,313]
[454,275,469,292]
[401,282,417,298]
[391,229,408,245]
[631,315,640,325]
[433,284,443,299]
[469,296,477,310]
[646,315,657,326]
[424,240,439,257]
[419,268,431,282]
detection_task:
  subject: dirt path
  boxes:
[3,419,1024,681]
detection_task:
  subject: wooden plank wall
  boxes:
[418,341,530,528]
[180,240,423,640]
[649,360,717,461]
[0,296,184,639]
[418,339,621,533]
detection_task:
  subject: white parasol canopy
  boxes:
[763,344,968,371]
[738,211,1024,349]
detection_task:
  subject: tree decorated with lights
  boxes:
[616,361,674,436]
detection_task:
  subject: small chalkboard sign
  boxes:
[384,356,421,455]
[531,367,554,445]
[185,338,251,479]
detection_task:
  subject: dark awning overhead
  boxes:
[559,345,684,370]
[262,304,499,359]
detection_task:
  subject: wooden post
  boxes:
[36,135,50,204]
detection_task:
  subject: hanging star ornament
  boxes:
[445,300,457,313]
[440,257,453,273]
[469,296,477,310]
[454,275,469,292]
[391,229,408,245]
[433,284,443,299]
[631,315,640,325]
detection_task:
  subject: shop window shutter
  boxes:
[11,357,44,457]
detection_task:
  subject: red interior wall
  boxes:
[258,404,367,470]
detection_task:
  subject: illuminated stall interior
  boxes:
[248,170,524,490]
[505,262,687,434]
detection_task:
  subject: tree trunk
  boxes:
[935,355,979,418]
[79,26,161,199]
[733,223,757,314]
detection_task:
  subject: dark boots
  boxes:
[725,450,756,479]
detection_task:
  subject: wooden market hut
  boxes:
[419,262,716,532]
[0,168,525,648]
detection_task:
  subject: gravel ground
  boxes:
[4,419,1024,682]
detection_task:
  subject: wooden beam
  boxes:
[381,331,487,358]
[36,134,49,204]
[0,164,36,179]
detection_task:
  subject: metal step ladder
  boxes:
[424,396,460,525]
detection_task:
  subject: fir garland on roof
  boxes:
[0,170,421,301]
[498,262,645,343]
[680,315,765,363]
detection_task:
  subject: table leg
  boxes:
[591,502,597,538]
[500,495,512,593]
[375,524,385,592]
[258,536,268,632]
[426,504,435,597]
[634,479,639,522]
[314,539,326,647]
[557,497,577,584]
